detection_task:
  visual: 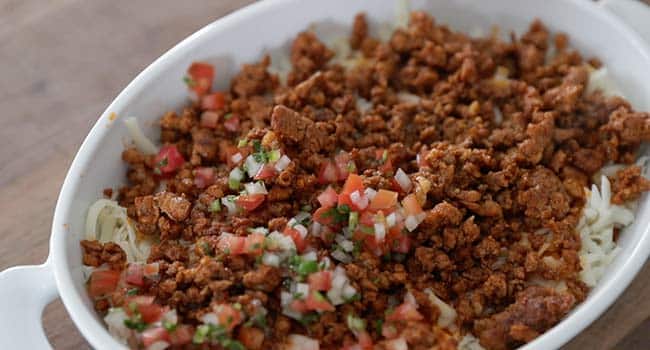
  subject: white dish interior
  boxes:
[50,0,650,349]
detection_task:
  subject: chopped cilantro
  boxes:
[346,314,367,333]
[296,260,319,276]
[359,225,375,235]
[209,200,221,213]
[375,319,384,334]
[223,113,233,120]
[183,76,196,87]
[347,161,357,173]
[192,323,245,349]
[348,211,359,232]
[381,150,388,163]
[301,204,313,212]
[252,151,268,163]
[298,313,319,327]
[251,139,262,153]
[200,242,213,256]
[163,319,177,332]
[237,138,248,148]
[126,288,139,296]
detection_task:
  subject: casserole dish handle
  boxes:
[0,259,57,349]
[599,0,650,42]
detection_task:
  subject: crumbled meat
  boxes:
[80,240,126,270]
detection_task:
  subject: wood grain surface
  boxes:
[0,1,648,349]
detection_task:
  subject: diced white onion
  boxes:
[274,155,291,172]
[221,197,238,215]
[310,221,323,236]
[244,181,268,195]
[374,223,386,241]
[229,167,244,182]
[231,152,243,164]
[404,291,417,306]
[350,190,369,210]
[405,215,419,232]
[364,188,377,200]
[286,334,320,350]
[383,337,408,350]
[245,155,264,178]
[294,212,311,224]
[331,249,352,263]
[296,283,310,298]
[201,313,219,325]
[342,284,357,299]
[394,168,413,192]
[294,224,308,238]
[301,251,318,261]
[386,213,397,227]
[124,117,159,155]
[103,308,130,343]
[146,341,170,350]
[262,252,281,267]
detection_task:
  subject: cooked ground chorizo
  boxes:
[79,11,650,350]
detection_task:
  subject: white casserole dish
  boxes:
[1,0,649,349]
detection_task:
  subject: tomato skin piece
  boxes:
[368,189,398,211]
[215,304,243,331]
[238,326,265,350]
[357,331,374,350]
[154,145,185,176]
[386,301,424,322]
[187,62,214,96]
[217,235,246,255]
[283,226,307,252]
[334,151,355,180]
[402,194,424,216]
[169,325,193,346]
[141,327,170,347]
[236,194,266,211]
[224,115,240,132]
[200,111,220,129]
[201,92,226,110]
[244,233,266,255]
[194,167,215,189]
[317,186,338,208]
[338,174,366,211]
[305,291,335,312]
[254,164,277,180]
[318,161,338,184]
[138,304,165,324]
[88,270,121,298]
[313,206,336,226]
[308,271,332,291]
[125,264,144,287]
[290,299,309,313]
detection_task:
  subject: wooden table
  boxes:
[0,1,647,348]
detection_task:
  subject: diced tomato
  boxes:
[215,304,243,331]
[313,206,335,226]
[357,331,374,350]
[376,149,394,174]
[317,186,338,208]
[283,226,307,252]
[88,270,121,298]
[305,291,335,312]
[236,194,265,211]
[125,264,144,287]
[338,174,366,211]
[361,234,388,256]
[187,62,214,97]
[391,232,411,254]
[244,233,266,255]
[141,327,170,347]
[217,234,246,255]
[238,326,265,350]
[290,299,309,313]
[143,263,160,279]
[381,322,398,339]
[138,303,165,324]
[368,189,398,211]
[318,160,339,184]
[194,167,215,189]
[308,271,332,291]
[201,92,226,111]
[402,194,424,216]
[386,301,423,322]
[169,325,194,346]
[335,151,356,181]
[224,115,240,132]
[154,145,185,176]
[255,164,277,180]
[200,111,220,129]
